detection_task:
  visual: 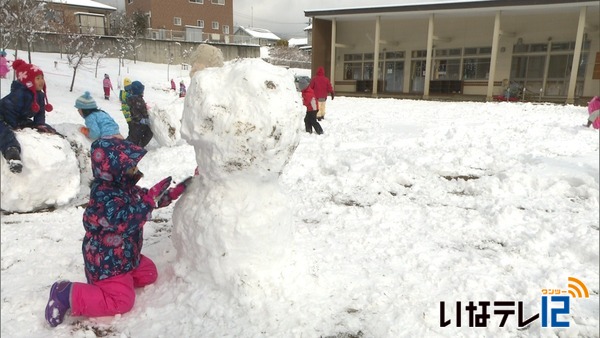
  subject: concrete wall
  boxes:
[23,33,259,65]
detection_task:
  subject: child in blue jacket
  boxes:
[75,91,123,140]
[0,59,55,173]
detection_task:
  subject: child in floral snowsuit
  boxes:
[45,138,192,327]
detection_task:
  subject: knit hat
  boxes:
[12,59,53,112]
[130,81,145,95]
[123,77,132,88]
[74,91,98,110]
[298,78,309,91]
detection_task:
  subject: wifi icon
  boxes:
[567,277,589,298]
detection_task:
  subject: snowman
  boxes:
[171,45,305,298]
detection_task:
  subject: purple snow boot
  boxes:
[45,280,72,327]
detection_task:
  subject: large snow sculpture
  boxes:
[171,45,304,296]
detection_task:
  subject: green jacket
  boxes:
[119,89,131,122]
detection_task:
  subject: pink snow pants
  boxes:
[70,255,157,317]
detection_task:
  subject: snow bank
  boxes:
[1,129,80,212]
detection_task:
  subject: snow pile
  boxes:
[172,58,304,297]
[0,129,80,212]
[148,99,184,147]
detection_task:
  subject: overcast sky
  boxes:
[232,0,471,39]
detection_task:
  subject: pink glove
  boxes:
[157,176,193,208]
[143,176,172,207]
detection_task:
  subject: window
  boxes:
[211,0,225,4]
[189,0,203,3]
[127,0,133,3]
[463,58,491,80]
[174,17,182,26]
[434,59,461,80]
[412,50,428,58]
[343,52,404,81]
[223,25,229,35]
[212,21,219,30]
[385,51,404,59]
[76,13,107,35]
[197,20,204,28]
[343,54,362,80]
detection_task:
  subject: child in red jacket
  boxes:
[309,66,334,121]
[298,78,323,135]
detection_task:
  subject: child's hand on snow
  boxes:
[79,126,90,137]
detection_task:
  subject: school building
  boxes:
[305,0,600,104]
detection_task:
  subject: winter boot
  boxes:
[45,280,72,327]
[4,147,22,173]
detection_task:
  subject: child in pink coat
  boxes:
[103,74,113,100]
[584,96,600,129]
[0,50,9,78]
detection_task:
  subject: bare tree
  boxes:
[64,33,97,92]
[267,46,311,69]
[129,10,149,64]
[1,0,49,62]
[109,11,138,76]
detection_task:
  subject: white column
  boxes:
[373,16,381,95]
[566,6,586,104]
[487,11,501,101]
[330,18,337,89]
[424,14,434,98]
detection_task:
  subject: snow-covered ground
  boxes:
[1,49,598,338]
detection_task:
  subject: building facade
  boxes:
[125,0,233,42]
[305,0,600,103]
[233,26,280,46]
[44,0,117,35]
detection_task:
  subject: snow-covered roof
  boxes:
[288,38,308,47]
[236,26,280,41]
[42,0,116,11]
[303,24,312,31]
